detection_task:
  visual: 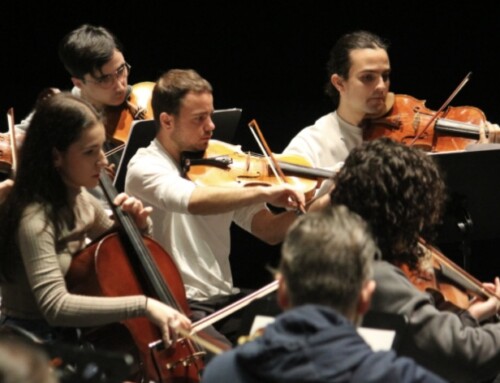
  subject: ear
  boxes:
[331,74,344,93]
[52,148,63,169]
[276,273,290,310]
[71,77,83,89]
[357,279,376,316]
[159,112,174,131]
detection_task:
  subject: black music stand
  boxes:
[430,144,500,269]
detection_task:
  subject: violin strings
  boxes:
[248,124,282,183]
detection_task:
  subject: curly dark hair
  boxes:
[330,137,446,269]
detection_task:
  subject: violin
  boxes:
[0,108,24,179]
[400,240,500,313]
[182,140,334,202]
[364,93,487,152]
[105,81,155,145]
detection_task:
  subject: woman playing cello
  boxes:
[0,93,190,368]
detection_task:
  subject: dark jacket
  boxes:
[201,304,446,383]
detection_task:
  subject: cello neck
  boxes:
[99,171,181,309]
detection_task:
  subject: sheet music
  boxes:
[247,315,396,351]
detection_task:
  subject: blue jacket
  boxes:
[201,304,446,383]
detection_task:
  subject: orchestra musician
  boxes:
[282,30,500,192]
[18,24,144,168]
[0,93,190,348]
[125,69,307,346]
[328,137,500,382]
[202,206,446,383]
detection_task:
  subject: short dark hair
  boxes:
[280,205,378,315]
[151,69,213,132]
[58,24,123,79]
[325,30,389,106]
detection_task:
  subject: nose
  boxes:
[376,74,389,90]
[97,149,109,168]
[207,115,216,132]
[114,75,127,92]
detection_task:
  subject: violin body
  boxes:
[183,140,332,201]
[0,131,24,177]
[0,108,24,178]
[400,240,497,313]
[364,94,483,152]
[105,81,155,144]
[399,248,470,312]
[66,232,203,382]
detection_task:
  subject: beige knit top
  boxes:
[1,187,148,327]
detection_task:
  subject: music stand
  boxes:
[430,145,500,268]
[113,120,156,193]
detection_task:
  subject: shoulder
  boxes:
[293,112,338,137]
[355,351,446,383]
[202,350,251,383]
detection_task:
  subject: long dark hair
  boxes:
[0,93,101,282]
[330,137,446,269]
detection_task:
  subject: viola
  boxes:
[182,140,334,202]
[66,172,210,382]
[364,93,487,152]
[400,239,500,313]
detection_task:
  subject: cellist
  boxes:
[0,93,190,349]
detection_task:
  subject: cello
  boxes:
[66,172,208,382]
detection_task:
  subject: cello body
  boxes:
[66,171,205,382]
[66,232,203,382]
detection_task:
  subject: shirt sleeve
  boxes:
[17,203,148,327]
[125,146,196,214]
[372,261,500,382]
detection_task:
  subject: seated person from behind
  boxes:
[329,137,500,383]
[201,206,446,383]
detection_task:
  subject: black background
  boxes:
[3,1,500,287]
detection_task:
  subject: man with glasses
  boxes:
[57,24,149,168]
[17,24,147,171]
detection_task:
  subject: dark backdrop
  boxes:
[3,0,500,286]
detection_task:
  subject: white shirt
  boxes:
[126,139,264,300]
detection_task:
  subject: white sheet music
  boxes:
[248,316,395,351]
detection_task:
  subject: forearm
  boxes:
[188,186,270,215]
[251,209,298,245]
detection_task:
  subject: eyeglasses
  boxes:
[84,63,131,89]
